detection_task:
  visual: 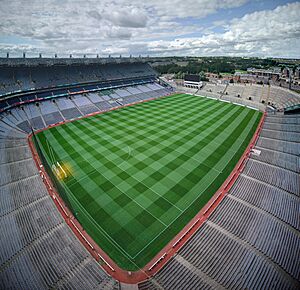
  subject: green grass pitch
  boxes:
[34,93,262,271]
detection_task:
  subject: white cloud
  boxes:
[145,2,300,57]
[0,0,299,58]
[147,0,248,19]
[106,7,148,28]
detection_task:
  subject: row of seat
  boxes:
[223,84,300,109]
[210,197,300,280]
[230,175,300,230]
[142,222,298,290]
[0,158,38,187]
[0,137,119,289]
[251,146,299,173]
[256,137,300,156]
[0,62,156,96]
[243,159,300,196]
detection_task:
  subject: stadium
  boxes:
[0,55,299,289]
[1,0,300,289]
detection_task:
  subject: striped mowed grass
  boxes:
[35,93,262,270]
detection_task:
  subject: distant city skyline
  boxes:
[0,0,299,58]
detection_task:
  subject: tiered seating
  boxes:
[95,100,114,111]
[0,62,156,97]
[152,257,213,290]
[39,100,64,126]
[203,83,225,95]
[265,115,300,124]
[222,94,265,110]
[242,84,264,102]
[86,92,113,111]
[256,137,300,156]
[177,86,199,95]
[0,196,62,265]
[260,128,300,142]
[136,84,152,93]
[115,88,131,98]
[0,114,28,138]
[263,122,300,132]
[0,175,49,217]
[57,260,119,289]
[230,175,300,230]
[209,197,300,280]
[147,222,297,290]
[56,97,82,120]
[251,147,299,173]
[11,107,31,133]
[269,87,300,109]
[0,158,38,186]
[0,142,31,164]
[138,280,160,290]
[0,136,118,289]
[127,86,143,95]
[243,159,299,195]
[225,84,245,98]
[223,84,300,110]
[72,95,98,115]
[23,103,45,130]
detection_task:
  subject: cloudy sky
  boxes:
[0,0,299,58]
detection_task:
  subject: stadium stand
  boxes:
[0,62,156,96]
[0,59,299,289]
[182,82,300,112]
[221,83,300,110]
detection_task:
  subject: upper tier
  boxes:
[0,61,156,97]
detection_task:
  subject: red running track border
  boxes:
[28,95,266,284]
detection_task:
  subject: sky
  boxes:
[0,0,299,58]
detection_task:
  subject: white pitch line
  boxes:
[132,114,259,258]
[45,98,259,261]
[38,133,137,260]
[132,170,221,259]
[57,138,168,229]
